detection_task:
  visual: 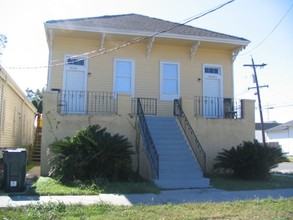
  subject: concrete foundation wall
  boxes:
[41,92,255,176]
[181,98,255,172]
[41,92,137,176]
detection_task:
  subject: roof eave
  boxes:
[44,23,250,47]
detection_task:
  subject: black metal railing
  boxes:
[57,90,117,115]
[137,98,159,179]
[194,96,242,119]
[174,99,206,173]
[132,98,157,115]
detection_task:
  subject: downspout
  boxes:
[47,29,54,91]
[19,99,25,147]
[0,73,8,147]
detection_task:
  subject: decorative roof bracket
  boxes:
[232,46,245,62]
[100,33,106,51]
[147,36,155,58]
[190,41,200,61]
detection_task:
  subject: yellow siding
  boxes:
[0,66,36,148]
[50,36,233,99]
[49,36,234,116]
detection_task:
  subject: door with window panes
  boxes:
[203,65,223,118]
[62,55,88,114]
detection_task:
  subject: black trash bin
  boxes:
[3,148,27,192]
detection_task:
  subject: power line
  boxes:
[241,2,293,56]
[264,102,293,109]
[4,0,236,70]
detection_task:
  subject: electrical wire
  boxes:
[4,0,235,70]
[241,2,293,56]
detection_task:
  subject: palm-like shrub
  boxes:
[213,140,288,180]
[49,124,134,183]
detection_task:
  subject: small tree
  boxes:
[213,140,288,180]
[26,88,44,113]
[49,124,134,183]
[0,34,7,62]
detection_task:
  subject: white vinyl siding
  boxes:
[160,62,180,100]
[114,59,135,96]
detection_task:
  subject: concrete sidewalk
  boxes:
[1,165,292,207]
[0,188,292,207]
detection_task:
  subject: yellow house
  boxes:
[42,14,255,188]
[0,65,36,149]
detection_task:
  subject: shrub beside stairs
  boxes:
[145,116,210,189]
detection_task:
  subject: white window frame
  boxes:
[113,58,135,97]
[160,61,180,100]
[203,64,222,77]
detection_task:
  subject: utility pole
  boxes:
[244,57,267,145]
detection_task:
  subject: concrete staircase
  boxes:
[32,127,42,163]
[145,116,210,189]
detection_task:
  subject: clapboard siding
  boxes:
[0,66,36,148]
[49,36,234,107]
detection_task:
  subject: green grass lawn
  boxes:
[27,176,160,196]
[2,162,293,196]
[0,198,292,220]
[210,175,293,191]
[24,173,293,196]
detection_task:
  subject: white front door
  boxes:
[62,55,88,114]
[203,65,223,118]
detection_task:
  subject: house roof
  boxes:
[266,120,293,132]
[0,65,36,113]
[45,14,250,46]
[255,122,281,131]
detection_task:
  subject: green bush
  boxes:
[49,124,134,183]
[213,140,289,180]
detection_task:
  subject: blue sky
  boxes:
[0,0,292,123]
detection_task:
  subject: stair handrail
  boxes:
[174,99,206,173]
[137,98,159,179]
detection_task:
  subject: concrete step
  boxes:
[155,178,210,189]
[145,116,210,189]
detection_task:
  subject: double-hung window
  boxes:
[114,59,134,96]
[160,62,180,100]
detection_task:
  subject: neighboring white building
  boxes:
[255,122,280,145]
[265,120,293,156]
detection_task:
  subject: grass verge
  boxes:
[26,174,293,195]
[0,198,292,219]
[27,176,159,195]
[210,174,293,191]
